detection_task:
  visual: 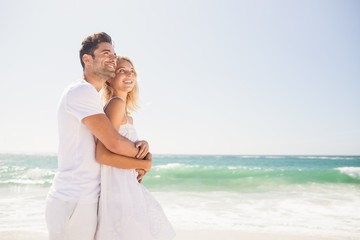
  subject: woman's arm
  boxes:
[96,141,152,171]
[95,97,151,170]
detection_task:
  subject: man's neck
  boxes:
[83,72,105,92]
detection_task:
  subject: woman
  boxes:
[95,56,175,240]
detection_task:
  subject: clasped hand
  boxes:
[135,140,151,183]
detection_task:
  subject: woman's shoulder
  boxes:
[105,97,126,110]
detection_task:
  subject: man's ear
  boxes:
[82,54,91,66]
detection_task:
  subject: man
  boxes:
[45,32,151,240]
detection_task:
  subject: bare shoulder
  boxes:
[105,98,126,115]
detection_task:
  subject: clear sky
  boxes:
[0,0,359,155]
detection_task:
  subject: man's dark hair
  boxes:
[79,32,113,70]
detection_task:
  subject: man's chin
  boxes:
[102,71,115,79]
[94,71,115,81]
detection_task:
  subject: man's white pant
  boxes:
[45,196,98,240]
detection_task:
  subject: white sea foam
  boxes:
[264,156,285,159]
[154,163,200,169]
[299,156,356,160]
[239,155,261,158]
[0,166,26,173]
[337,167,360,179]
[226,166,266,171]
[155,185,360,238]
[0,168,55,185]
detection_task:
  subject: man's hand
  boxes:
[135,140,149,159]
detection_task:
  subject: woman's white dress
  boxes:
[95,121,175,240]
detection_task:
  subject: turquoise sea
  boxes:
[0,154,359,238]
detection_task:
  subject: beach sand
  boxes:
[0,230,346,240]
[175,230,343,240]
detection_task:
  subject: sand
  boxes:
[175,230,344,240]
[0,229,349,240]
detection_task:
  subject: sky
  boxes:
[0,0,359,155]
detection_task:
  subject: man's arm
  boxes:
[83,113,139,158]
[96,141,152,171]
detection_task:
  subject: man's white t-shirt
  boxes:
[48,79,104,203]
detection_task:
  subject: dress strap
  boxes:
[123,113,129,125]
[111,96,126,102]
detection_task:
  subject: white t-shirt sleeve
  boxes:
[65,83,104,121]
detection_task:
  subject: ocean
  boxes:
[0,154,359,239]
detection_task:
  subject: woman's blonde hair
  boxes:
[103,56,139,113]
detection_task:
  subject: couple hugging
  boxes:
[45,32,175,240]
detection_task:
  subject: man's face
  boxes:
[90,42,117,79]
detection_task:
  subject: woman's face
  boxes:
[110,59,136,93]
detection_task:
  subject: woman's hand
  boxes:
[135,140,149,159]
[142,152,152,172]
[136,169,147,183]
[135,152,153,183]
